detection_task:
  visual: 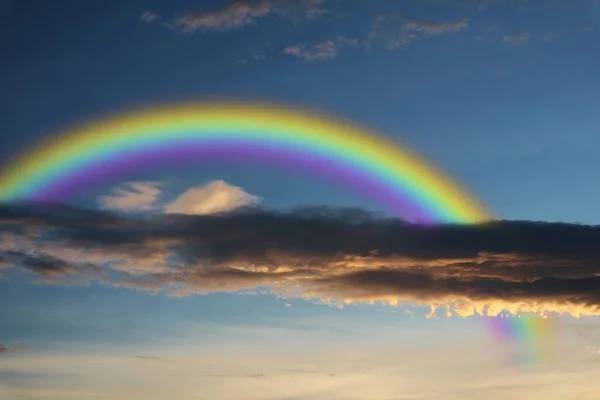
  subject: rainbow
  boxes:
[0,102,492,223]
[485,314,558,366]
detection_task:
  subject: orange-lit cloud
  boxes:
[2,203,600,317]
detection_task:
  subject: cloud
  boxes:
[165,0,327,33]
[98,182,161,212]
[369,15,470,50]
[98,180,259,215]
[503,31,531,45]
[284,37,361,61]
[3,203,600,317]
[164,180,261,215]
[140,11,158,23]
[2,250,104,281]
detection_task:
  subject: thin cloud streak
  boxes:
[369,15,470,50]
[503,31,531,45]
[144,0,328,33]
[1,203,600,316]
[284,37,362,61]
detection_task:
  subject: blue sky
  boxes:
[2,0,600,221]
[2,0,600,398]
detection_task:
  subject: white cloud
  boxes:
[98,182,161,211]
[98,180,260,215]
[164,180,261,215]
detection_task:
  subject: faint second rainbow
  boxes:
[0,102,492,223]
[485,314,558,366]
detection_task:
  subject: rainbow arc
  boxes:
[0,102,492,223]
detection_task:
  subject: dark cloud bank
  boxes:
[1,202,600,316]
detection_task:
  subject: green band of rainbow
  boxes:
[0,102,492,223]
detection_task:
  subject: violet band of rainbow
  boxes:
[28,143,430,220]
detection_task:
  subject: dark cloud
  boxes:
[2,250,104,280]
[1,203,600,316]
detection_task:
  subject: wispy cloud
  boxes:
[173,1,272,32]
[3,204,600,317]
[284,37,362,61]
[503,31,531,45]
[98,182,161,212]
[140,11,158,23]
[145,0,328,33]
[369,15,470,50]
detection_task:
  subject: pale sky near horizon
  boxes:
[2,0,600,398]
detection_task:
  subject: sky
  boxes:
[1,0,600,398]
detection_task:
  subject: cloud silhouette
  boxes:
[1,203,600,316]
